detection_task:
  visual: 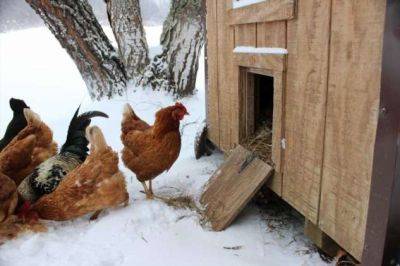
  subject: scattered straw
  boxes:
[241,121,273,165]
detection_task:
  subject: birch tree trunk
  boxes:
[26,0,127,100]
[146,0,206,97]
[105,0,150,83]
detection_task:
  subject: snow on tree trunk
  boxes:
[146,0,206,97]
[105,0,150,83]
[26,0,127,100]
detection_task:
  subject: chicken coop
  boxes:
[204,0,399,264]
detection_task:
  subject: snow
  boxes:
[0,27,331,266]
[232,0,266,9]
[234,46,288,55]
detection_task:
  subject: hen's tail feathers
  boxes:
[123,103,140,121]
[86,126,108,152]
[23,109,41,126]
[10,98,29,113]
[0,99,30,152]
[61,107,108,160]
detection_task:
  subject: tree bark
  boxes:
[146,0,206,97]
[26,0,127,100]
[105,0,150,83]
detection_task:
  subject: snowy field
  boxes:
[0,26,331,266]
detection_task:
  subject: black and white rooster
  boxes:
[17,107,108,203]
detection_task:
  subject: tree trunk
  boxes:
[105,0,150,83]
[26,0,127,100]
[146,0,206,97]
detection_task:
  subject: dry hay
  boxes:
[0,215,46,244]
[241,121,273,165]
[157,195,200,213]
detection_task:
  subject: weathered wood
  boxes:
[233,53,286,72]
[363,2,400,265]
[201,145,273,231]
[256,21,286,48]
[227,0,295,25]
[205,0,220,146]
[319,0,386,260]
[216,0,234,151]
[270,70,285,195]
[304,219,340,258]
[26,0,127,100]
[105,0,149,82]
[282,0,331,224]
[234,24,256,47]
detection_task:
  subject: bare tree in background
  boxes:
[145,0,206,97]
[26,0,205,99]
[26,0,127,100]
[105,0,149,82]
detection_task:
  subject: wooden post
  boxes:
[362,1,400,265]
[304,219,340,258]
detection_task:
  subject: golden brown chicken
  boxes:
[0,109,57,185]
[0,173,45,243]
[0,172,18,223]
[31,126,129,221]
[121,102,189,199]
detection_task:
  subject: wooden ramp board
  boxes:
[200,145,273,231]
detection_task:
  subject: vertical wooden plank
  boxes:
[206,0,220,146]
[319,0,386,260]
[282,0,332,223]
[256,21,286,48]
[234,24,257,47]
[269,71,285,195]
[216,0,234,151]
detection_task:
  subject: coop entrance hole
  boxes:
[253,73,274,131]
[240,68,274,165]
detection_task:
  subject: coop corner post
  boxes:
[362,0,400,265]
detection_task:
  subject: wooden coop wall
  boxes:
[205,0,386,261]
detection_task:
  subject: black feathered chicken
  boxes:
[0,98,30,151]
[17,107,108,203]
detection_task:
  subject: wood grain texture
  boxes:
[233,53,286,72]
[205,0,220,146]
[227,0,295,25]
[234,24,256,47]
[269,71,285,195]
[201,145,273,231]
[256,21,286,48]
[216,0,234,151]
[319,0,386,260]
[282,0,332,224]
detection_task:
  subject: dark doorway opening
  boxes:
[253,74,274,132]
[240,68,275,165]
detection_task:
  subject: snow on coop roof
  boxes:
[233,46,288,55]
[232,0,267,9]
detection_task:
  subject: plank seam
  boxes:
[316,0,334,225]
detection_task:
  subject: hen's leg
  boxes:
[141,182,153,200]
[149,180,154,197]
[90,210,102,221]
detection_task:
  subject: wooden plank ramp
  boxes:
[200,145,273,231]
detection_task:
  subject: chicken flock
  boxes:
[0,98,188,241]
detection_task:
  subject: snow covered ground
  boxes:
[0,27,331,266]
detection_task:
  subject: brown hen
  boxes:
[0,109,57,185]
[121,102,189,199]
[0,172,18,223]
[32,126,129,221]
